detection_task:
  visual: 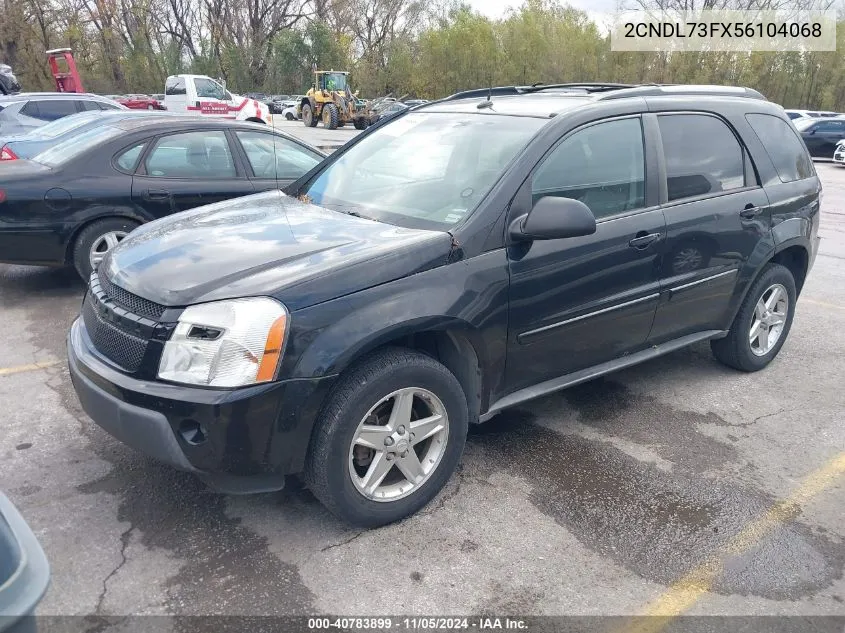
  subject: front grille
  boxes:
[82,293,149,372]
[97,272,166,320]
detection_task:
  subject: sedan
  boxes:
[795,116,845,158]
[0,117,325,278]
[118,94,166,110]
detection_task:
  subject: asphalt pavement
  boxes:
[0,162,843,624]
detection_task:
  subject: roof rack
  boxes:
[443,83,766,102]
[595,84,767,101]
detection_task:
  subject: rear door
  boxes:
[648,112,770,343]
[131,129,254,218]
[233,130,323,191]
[505,115,666,392]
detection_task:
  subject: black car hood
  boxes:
[104,191,452,311]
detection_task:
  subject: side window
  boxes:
[165,77,186,96]
[746,113,814,183]
[194,78,226,100]
[99,101,121,111]
[144,131,235,178]
[815,120,845,132]
[235,131,322,180]
[78,101,102,112]
[24,99,78,122]
[532,117,645,220]
[658,114,745,202]
[115,142,146,172]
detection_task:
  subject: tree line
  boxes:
[2,0,844,109]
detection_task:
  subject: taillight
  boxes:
[0,189,6,203]
[0,145,18,161]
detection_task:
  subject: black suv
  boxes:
[68,83,821,527]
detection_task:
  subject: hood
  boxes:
[104,191,452,311]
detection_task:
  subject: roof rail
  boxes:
[595,84,767,101]
[443,83,767,103]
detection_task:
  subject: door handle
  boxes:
[740,203,764,219]
[628,232,661,249]
[145,189,171,201]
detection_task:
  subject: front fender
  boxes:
[281,251,511,408]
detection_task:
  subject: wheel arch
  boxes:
[64,210,148,264]
[296,318,487,425]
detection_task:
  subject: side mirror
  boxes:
[509,196,597,241]
[809,128,817,135]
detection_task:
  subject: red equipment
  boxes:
[46,48,84,93]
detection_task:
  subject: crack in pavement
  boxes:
[319,530,365,552]
[95,524,134,615]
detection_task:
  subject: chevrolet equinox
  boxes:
[68,83,821,526]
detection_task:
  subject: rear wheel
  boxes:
[303,104,318,127]
[146,104,155,110]
[305,348,468,527]
[72,217,140,280]
[711,263,796,371]
[322,103,339,130]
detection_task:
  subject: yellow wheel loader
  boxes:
[299,70,371,130]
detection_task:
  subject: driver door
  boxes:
[193,77,232,117]
[505,115,666,393]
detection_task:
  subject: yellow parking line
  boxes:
[803,299,845,311]
[623,452,845,633]
[0,360,62,377]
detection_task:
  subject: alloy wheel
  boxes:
[89,231,128,269]
[749,283,789,356]
[348,387,449,502]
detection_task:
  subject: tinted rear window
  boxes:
[746,113,814,183]
[21,99,79,121]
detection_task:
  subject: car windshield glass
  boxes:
[321,73,347,91]
[794,118,817,131]
[304,113,545,230]
[35,125,123,166]
[30,111,100,139]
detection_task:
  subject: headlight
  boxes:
[158,297,287,387]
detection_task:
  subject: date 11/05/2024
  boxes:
[307,617,528,630]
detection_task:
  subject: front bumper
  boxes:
[67,318,336,493]
[833,148,845,163]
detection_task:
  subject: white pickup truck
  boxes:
[163,74,271,123]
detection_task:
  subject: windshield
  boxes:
[35,125,123,167]
[793,118,817,131]
[321,73,347,92]
[304,113,545,230]
[29,111,101,139]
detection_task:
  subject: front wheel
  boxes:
[303,104,318,127]
[305,348,468,527]
[711,263,797,371]
[285,112,295,121]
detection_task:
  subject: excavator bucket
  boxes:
[46,48,84,93]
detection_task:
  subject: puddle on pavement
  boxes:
[77,459,317,623]
[466,379,844,600]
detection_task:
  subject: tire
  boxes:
[285,112,295,121]
[303,104,318,127]
[711,263,796,372]
[322,103,339,130]
[72,217,140,280]
[147,104,154,110]
[353,118,368,130]
[305,347,468,527]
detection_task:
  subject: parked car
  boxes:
[0,117,325,278]
[404,99,429,107]
[794,116,845,158]
[0,493,50,633]
[783,108,838,120]
[245,92,268,102]
[0,110,160,161]
[117,94,166,110]
[368,101,408,125]
[67,83,819,527]
[0,64,20,95]
[833,139,845,165]
[281,103,299,120]
[0,92,125,137]
[164,75,271,123]
[151,93,166,108]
